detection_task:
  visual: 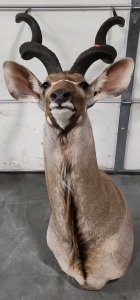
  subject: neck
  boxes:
[44,115,99,202]
[44,115,100,267]
[44,115,98,168]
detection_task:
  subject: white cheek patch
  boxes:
[47,116,52,125]
[51,108,75,129]
[76,116,82,124]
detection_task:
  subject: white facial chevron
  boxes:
[51,79,78,86]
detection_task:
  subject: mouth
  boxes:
[49,102,75,111]
[52,106,73,111]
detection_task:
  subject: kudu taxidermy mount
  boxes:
[3,7,134,290]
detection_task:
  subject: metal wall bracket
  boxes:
[131,9,140,25]
[114,0,140,170]
[132,0,140,7]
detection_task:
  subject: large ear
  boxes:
[3,61,45,111]
[87,58,134,108]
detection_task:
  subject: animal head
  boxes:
[3,10,134,131]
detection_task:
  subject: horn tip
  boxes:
[111,6,117,17]
[25,7,31,14]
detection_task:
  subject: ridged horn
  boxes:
[16,11,42,43]
[95,8,124,63]
[16,10,62,74]
[70,7,125,75]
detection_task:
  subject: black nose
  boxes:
[50,89,72,105]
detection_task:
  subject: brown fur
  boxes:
[58,136,83,272]
[3,59,134,290]
[58,150,89,279]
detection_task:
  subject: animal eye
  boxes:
[42,81,50,89]
[79,82,89,91]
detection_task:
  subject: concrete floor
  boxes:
[0,173,140,300]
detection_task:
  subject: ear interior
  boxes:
[101,58,134,97]
[88,58,134,108]
[3,61,42,102]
